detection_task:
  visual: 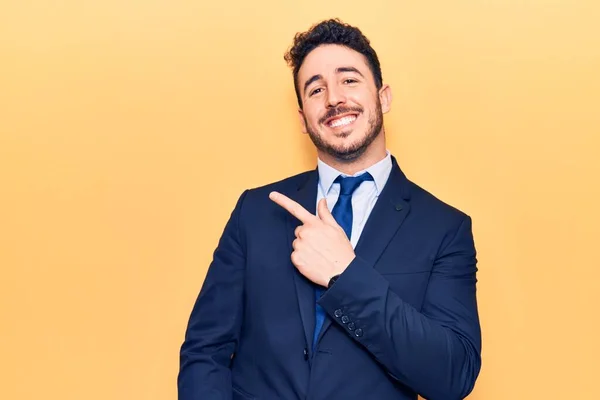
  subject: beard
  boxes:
[305,99,384,163]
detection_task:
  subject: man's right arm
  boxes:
[178,190,248,400]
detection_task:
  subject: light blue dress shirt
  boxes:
[316,151,393,248]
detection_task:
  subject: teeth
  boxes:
[329,115,356,128]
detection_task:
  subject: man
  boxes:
[178,19,481,400]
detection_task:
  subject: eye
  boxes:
[309,87,323,96]
[344,78,358,84]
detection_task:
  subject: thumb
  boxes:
[317,198,338,226]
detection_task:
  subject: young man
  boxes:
[178,19,481,400]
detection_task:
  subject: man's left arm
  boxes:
[318,215,481,400]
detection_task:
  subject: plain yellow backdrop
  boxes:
[1,1,599,399]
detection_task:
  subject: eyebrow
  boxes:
[336,66,364,77]
[302,67,365,94]
[303,74,322,94]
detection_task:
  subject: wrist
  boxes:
[326,254,354,288]
[327,273,341,289]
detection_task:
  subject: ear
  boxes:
[378,84,393,114]
[297,109,308,134]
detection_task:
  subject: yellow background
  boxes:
[1,1,599,399]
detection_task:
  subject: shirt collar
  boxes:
[317,150,392,196]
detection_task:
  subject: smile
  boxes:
[327,114,357,128]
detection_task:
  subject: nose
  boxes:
[326,85,346,108]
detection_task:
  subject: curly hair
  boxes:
[284,19,383,108]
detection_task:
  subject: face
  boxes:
[297,44,391,162]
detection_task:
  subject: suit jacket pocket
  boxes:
[233,386,255,400]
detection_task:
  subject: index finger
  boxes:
[269,191,316,223]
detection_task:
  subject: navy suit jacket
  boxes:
[179,158,481,400]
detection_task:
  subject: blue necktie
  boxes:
[313,172,374,349]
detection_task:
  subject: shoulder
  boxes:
[405,178,471,226]
[232,170,315,211]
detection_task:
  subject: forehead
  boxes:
[298,44,372,84]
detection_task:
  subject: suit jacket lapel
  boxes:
[286,169,319,351]
[316,157,412,344]
[353,157,412,266]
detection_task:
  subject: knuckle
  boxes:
[290,251,300,264]
[302,228,313,239]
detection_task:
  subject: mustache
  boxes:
[319,106,363,125]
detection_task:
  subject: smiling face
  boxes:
[297,44,392,165]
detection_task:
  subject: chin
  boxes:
[323,127,359,141]
[328,138,370,159]
[308,122,380,163]
[333,132,365,146]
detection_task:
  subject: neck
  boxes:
[318,144,387,175]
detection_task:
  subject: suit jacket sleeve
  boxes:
[178,190,248,400]
[318,214,481,400]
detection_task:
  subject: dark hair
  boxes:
[284,19,383,109]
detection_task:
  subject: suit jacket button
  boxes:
[341,315,349,324]
[303,348,309,360]
[354,328,363,337]
[348,322,355,331]
[334,309,343,318]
